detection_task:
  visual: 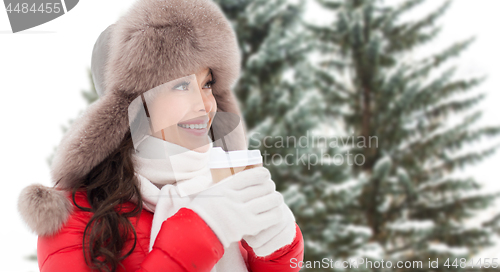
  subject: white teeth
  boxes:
[178,123,207,129]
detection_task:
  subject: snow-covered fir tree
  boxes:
[214,0,369,268]
[306,0,500,270]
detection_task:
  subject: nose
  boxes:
[191,84,213,114]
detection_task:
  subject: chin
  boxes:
[187,142,209,153]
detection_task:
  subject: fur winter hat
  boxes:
[18,0,245,236]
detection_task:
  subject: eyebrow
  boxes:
[206,69,212,79]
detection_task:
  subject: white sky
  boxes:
[1,0,499,271]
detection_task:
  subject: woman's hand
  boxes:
[242,201,297,257]
[187,167,283,248]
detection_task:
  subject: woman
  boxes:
[17,0,304,271]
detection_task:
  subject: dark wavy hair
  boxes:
[70,130,143,272]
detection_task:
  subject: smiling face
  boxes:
[144,67,217,152]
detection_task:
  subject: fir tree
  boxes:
[307,0,500,270]
[214,0,365,268]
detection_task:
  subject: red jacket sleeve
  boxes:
[240,223,304,272]
[38,207,224,272]
[139,208,224,272]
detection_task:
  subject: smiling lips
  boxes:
[176,116,210,136]
[178,123,208,129]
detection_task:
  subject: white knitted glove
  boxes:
[242,201,297,257]
[187,167,283,249]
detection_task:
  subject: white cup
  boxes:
[208,147,263,183]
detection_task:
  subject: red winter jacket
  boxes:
[37,191,304,271]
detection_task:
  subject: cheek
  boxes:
[208,96,217,127]
[210,95,217,113]
[148,96,187,132]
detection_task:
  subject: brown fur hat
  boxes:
[18,0,245,236]
[52,0,244,190]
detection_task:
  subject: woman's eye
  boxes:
[203,80,215,89]
[173,81,190,91]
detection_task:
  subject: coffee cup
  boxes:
[208,147,263,183]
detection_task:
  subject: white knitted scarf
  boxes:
[131,135,248,272]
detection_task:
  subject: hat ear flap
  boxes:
[51,92,131,190]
